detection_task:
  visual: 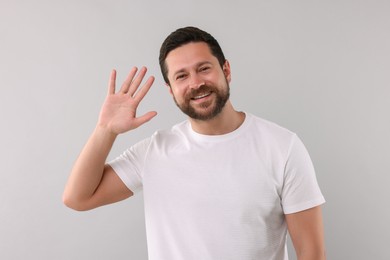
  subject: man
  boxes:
[63,26,326,260]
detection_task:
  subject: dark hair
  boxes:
[159,26,226,84]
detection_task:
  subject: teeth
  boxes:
[193,93,210,100]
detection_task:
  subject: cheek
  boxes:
[170,87,186,101]
[172,83,188,94]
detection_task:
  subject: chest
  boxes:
[142,140,285,216]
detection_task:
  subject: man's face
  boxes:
[165,42,231,121]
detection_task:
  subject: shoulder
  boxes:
[152,120,188,141]
[146,120,191,151]
[245,113,296,146]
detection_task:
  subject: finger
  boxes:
[128,66,148,96]
[133,76,155,103]
[108,69,116,95]
[132,111,158,128]
[120,67,138,93]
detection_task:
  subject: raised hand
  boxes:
[98,67,157,135]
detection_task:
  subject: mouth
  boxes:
[191,92,212,100]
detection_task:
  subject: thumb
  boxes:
[132,111,158,128]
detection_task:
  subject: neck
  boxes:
[189,101,245,135]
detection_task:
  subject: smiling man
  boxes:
[63,26,326,260]
[166,41,231,122]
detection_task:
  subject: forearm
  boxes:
[63,68,155,210]
[63,126,117,209]
[297,250,326,260]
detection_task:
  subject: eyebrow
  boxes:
[172,61,213,78]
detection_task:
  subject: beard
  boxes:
[173,79,230,121]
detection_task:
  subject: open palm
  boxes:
[98,67,157,135]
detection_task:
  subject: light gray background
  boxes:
[1,0,389,259]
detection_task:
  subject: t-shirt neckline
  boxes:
[186,112,252,142]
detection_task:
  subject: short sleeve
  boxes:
[108,137,152,194]
[281,134,325,214]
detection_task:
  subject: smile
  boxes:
[191,92,212,100]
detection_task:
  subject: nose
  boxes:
[189,74,205,89]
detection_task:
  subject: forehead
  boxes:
[165,42,218,74]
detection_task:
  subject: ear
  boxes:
[223,60,231,82]
[166,83,173,96]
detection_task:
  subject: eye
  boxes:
[199,66,210,72]
[175,73,187,81]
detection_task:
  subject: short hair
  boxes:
[159,26,226,84]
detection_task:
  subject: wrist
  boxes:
[94,124,118,141]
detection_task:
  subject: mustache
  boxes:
[186,85,214,99]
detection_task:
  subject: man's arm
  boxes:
[63,67,156,211]
[285,206,326,260]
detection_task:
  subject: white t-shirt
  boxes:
[109,113,325,260]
